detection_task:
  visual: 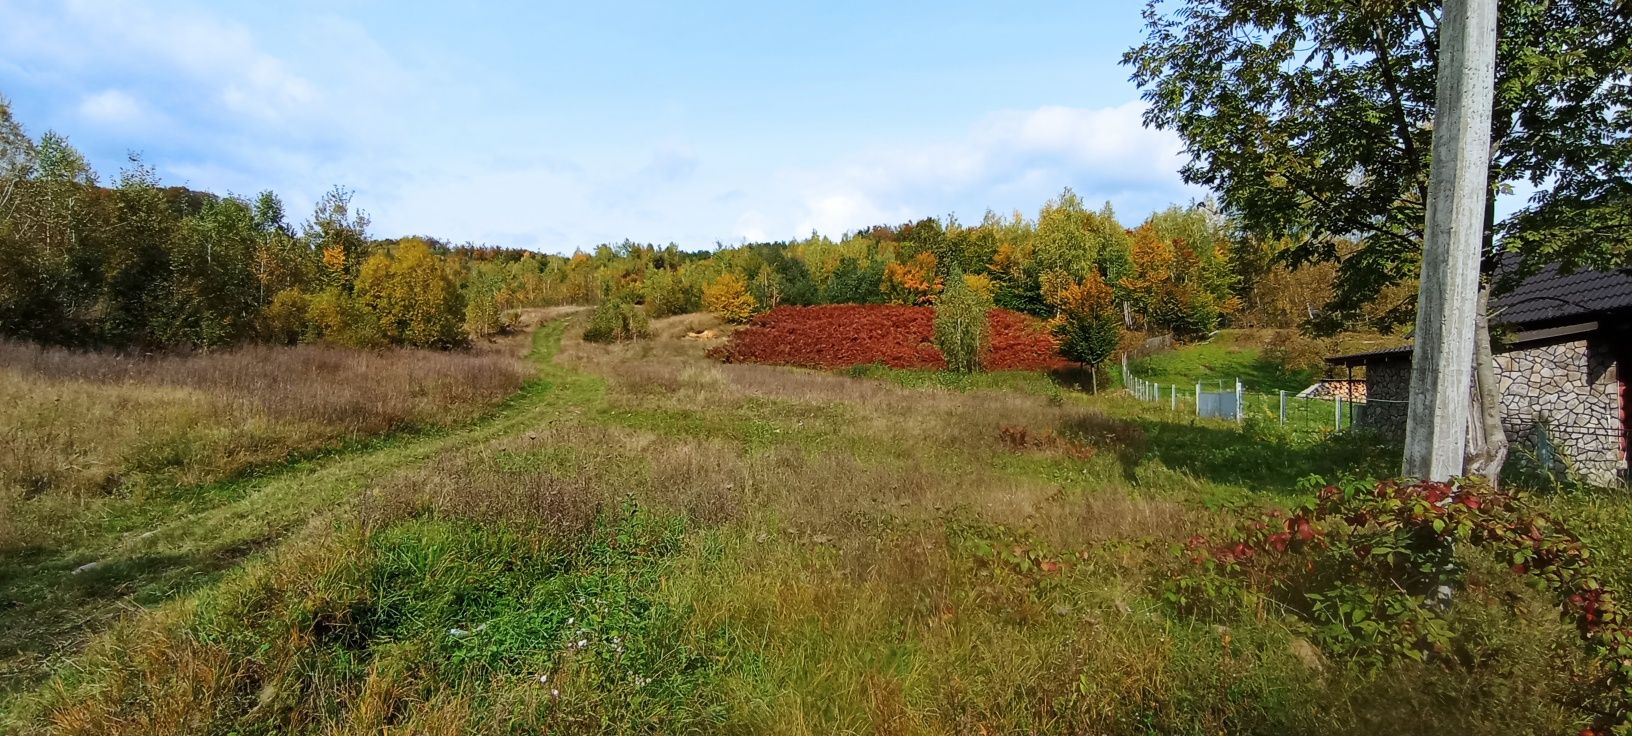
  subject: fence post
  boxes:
[1170,384,1176,411]
[1279,390,1287,425]
[1235,379,1243,424]
[1195,382,1202,417]
[1335,396,1342,430]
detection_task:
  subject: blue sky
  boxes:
[0,0,1203,253]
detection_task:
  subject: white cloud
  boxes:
[638,145,701,183]
[770,101,1199,241]
[217,57,317,123]
[76,89,154,128]
[384,103,1200,249]
[13,2,317,123]
[993,102,1182,178]
[794,191,911,239]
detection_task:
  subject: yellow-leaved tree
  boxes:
[354,238,467,348]
[702,272,759,323]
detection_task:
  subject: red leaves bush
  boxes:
[1174,477,1632,732]
[709,304,1071,371]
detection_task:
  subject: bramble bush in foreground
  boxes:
[1169,476,1632,733]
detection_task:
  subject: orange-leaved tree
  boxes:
[1043,270,1121,368]
[881,251,943,305]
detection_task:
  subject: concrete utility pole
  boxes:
[1402,0,1498,481]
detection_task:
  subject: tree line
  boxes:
[0,94,1348,359]
[0,98,551,350]
[541,193,1351,331]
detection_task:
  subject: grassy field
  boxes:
[0,314,1615,734]
[1128,329,1409,393]
[0,312,570,705]
[1127,330,1309,392]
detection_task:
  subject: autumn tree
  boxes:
[304,186,371,288]
[261,288,310,344]
[462,269,507,340]
[751,264,783,310]
[990,239,1044,316]
[354,238,466,348]
[1034,188,1097,277]
[703,272,758,323]
[1118,225,1173,320]
[1044,270,1122,370]
[881,251,942,305]
[249,190,309,307]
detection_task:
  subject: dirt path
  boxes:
[0,315,588,705]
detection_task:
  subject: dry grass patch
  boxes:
[0,339,530,551]
[0,340,529,490]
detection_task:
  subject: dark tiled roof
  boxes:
[1493,262,1632,327]
[1326,344,1414,365]
[1325,259,1632,364]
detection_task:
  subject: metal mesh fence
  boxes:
[1124,369,1391,432]
[1120,357,1628,486]
[1124,370,1620,461]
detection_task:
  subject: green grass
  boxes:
[0,322,580,708]
[1131,330,1316,392]
[1,316,1615,735]
[846,364,1071,395]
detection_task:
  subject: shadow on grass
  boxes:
[0,534,279,698]
[1069,413,1400,499]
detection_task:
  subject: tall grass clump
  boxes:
[932,272,993,373]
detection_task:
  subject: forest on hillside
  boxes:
[0,95,1371,361]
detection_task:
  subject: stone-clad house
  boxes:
[1327,263,1632,485]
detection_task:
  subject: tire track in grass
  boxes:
[0,318,599,705]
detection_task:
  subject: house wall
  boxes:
[1494,339,1624,484]
[1358,338,1625,485]
[1359,361,1411,428]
